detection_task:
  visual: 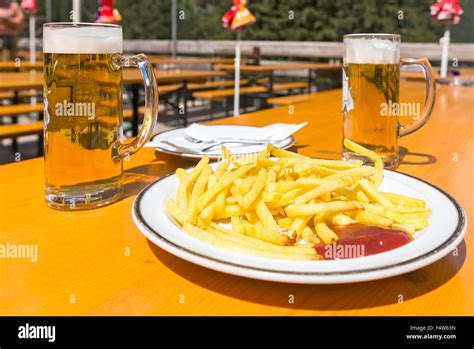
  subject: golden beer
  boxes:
[44,52,124,207]
[43,23,158,210]
[342,34,436,169]
[343,63,400,164]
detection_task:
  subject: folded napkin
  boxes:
[145,122,308,153]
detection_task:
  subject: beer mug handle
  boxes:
[399,57,436,137]
[112,53,159,159]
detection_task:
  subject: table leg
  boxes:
[181,81,188,126]
[308,69,313,93]
[38,110,44,157]
[12,90,19,152]
[226,97,230,117]
[269,73,274,98]
[131,84,139,136]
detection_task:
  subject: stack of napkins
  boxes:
[146,122,308,153]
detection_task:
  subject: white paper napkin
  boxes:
[145,122,308,153]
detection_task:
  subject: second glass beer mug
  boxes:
[43,23,158,210]
[342,33,436,168]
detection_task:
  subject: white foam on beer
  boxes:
[43,25,122,54]
[345,38,399,64]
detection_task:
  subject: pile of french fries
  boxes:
[166,139,431,260]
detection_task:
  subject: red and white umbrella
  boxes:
[95,0,122,24]
[430,0,464,78]
[21,0,37,63]
[222,0,256,116]
[21,0,38,105]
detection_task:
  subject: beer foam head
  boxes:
[43,23,122,54]
[344,36,399,64]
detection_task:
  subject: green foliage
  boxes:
[120,0,171,39]
[30,0,473,43]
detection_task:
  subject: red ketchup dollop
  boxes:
[315,224,412,260]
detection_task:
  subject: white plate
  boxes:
[151,125,295,160]
[132,163,467,284]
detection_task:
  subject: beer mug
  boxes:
[342,33,436,168]
[43,23,158,210]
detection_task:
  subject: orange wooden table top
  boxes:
[214,63,342,73]
[0,82,472,315]
[402,67,474,82]
[0,61,43,71]
[149,57,236,66]
[0,69,225,91]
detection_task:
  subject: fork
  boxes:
[200,141,269,152]
[160,139,269,153]
[184,135,271,145]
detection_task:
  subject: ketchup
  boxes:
[315,224,412,260]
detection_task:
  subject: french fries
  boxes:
[344,138,383,187]
[167,140,431,260]
[176,156,209,209]
[183,223,318,260]
[285,201,363,217]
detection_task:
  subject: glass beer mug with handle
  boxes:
[43,23,158,210]
[342,33,436,169]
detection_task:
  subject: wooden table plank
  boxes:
[0,61,43,71]
[149,57,237,66]
[0,58,237,71]
[267,92,320,105]
[0,70,225,91]
[214,63,342,73]
[401,67,474,82]
[0,81,472,315]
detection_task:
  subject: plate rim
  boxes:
[132,167,467,282]
[151,125,296,160]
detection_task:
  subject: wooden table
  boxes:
[401,67,474,82]
[0,61,43,71]
[214,63,343,73]
[214,63,342,95]
[16,51,43,61]
[122,69,224,129]
[0,57,236,71]
[149,57,236,67]
[267,92,320,106]
[0,69,224,91]
[0,82,472,315]
[0,69,225,131]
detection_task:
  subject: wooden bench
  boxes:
[0,103,43,155]
[158,83,182,95]
[0,103,44,118]
[0,103,148,121]
[192,86,267,99]
[0,102,150,157]
[272,82,309,91]
[188,79,249,91]
[0,121,43,139]
[0,91,15,100]
[0,105,145,121]
[0,90,43,100]
[193,86,268,118]
[267,92,318,106]
[123,106,145,120]
[18,90,43,98]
